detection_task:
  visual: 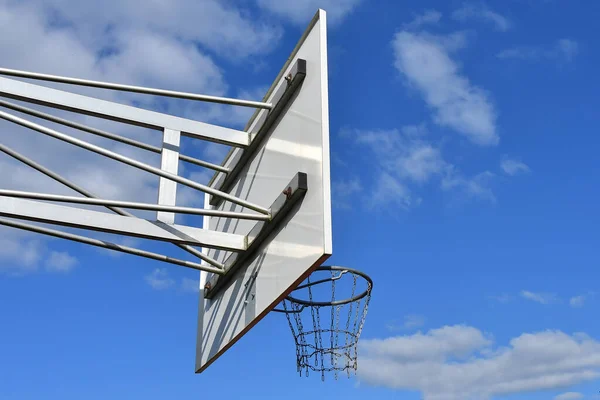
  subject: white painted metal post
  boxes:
[157,128,180,224]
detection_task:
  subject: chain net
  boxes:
[281,266,372,380]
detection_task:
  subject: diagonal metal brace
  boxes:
[209,59,307,207]
[204,172,308,299]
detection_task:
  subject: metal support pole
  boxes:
[0,67,272,109]
[0,76,250,146]
[0,217,225,274]
[0,144,228,268]
[0,189,270,220]
[0,110,270,215]
[0,99,229,173]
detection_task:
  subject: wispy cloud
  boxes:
[452,3,511,31]
[360,325,600,399]
[0,0,281,275]
[489,293,514,303]
[256,0,363,26]
[180,277,200,293]
[45,251,78,273]
[0,233,43,275]
[349,127,443,209]
[332,177,362,209]
[355,127,446,183]
[347,127,497,208]
[392,31,498,145]
[370,172,417,210]
[145,271,201,293]
[403,10,442,31]
[145,268,175,290]
[554,392,584,400]
[387,315,427,331]
[570,296,585,308]
[442,168,496,202]
[520,290,559,304]
[501,158,530,176]
[569,292,594,308]
[497,39,579,62]
[556,39,579,62]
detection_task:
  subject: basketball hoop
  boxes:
[274,266,373,380]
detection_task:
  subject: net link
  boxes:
[281,267,372,381]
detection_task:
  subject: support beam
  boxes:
[0,144,227,268]
[0,217,225,274]
[204,172,308,299]
[0,76,250,146]
[0,99,229,173]
[157,128,180,224]
[0,67,272,109]
[210,59,306,207]
[0,190,270,221]
[0,197,247,251]
[0,110,270,215]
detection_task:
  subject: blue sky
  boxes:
[1,1,600,399]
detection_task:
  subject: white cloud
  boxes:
[256,0,362,26]
[387,315,427,331]
[370,172,416,210]
[398,145,446,182]
[442,168,496,202]
[392,31,498,146]
[521,290,559,304]
[180,277,200,293]
[403,315,426,330]
[0,231,43,275]
[404,10,443,31]
[570,296,586,308]
[501,158,530,176]
[452,3,511,31]
[332,177,362,209]
[351,128,442,209]
[145,268,175,290]
[45,251,78,273]
[554,392,584,400]
[556,39,579,62]
[356,128,446,183]
[11,0,281,60]
[489,293,513,303]
[348,127,496,208]
[0,0,280,274]
[497,39,579,62]
[360,325,600,400]
[362,325,492,362]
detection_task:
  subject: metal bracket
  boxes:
[204,172,308,299]
[209,58,307,207]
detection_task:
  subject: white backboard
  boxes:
[196,9,332,373]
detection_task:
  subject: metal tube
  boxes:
[0,110,271,215]
[0,189,270,221]
[0,217,225,274]
[0,99,229,173]
[0,67,272,110]
[0,143,128,216]
[0,144,225,268]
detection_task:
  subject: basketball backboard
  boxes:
[0,6,332,375]
[195,10,332,373]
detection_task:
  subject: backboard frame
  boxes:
[195,9,332,373]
